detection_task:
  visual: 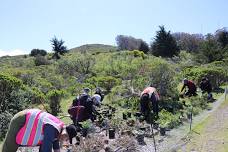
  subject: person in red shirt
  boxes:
[181,78,197,97]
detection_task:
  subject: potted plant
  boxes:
[127,111,131,118]
[157,110,171,136]
[81,120,90,137]
[136,131,146,145]
[159,121,168,136]
[122,113,127,120]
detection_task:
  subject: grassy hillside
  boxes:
[0,44,227,141]
[69,44,117,54]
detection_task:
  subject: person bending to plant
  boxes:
[139,86,160,120]
[1,109,74,152]
[180,78,197,97]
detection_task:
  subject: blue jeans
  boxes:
[39,124,60,152]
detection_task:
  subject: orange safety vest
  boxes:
[16,109,64,146]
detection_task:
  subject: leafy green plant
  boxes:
[181,66,227,89]
[0,111,13,139]
[157,109,181,129]
[47,89,65,116]
[0,73,23,113]
[81,120,91,129]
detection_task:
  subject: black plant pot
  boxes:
[127,112,131,118]
[160,127,166,136]
[136,134,145,145]
[139,126,146,131]
[107,114,112,119]
[111,107,116,113]
[123,113,127,120]
[82,128,88,137]
[109,128,115,139]
[135,112,141,117]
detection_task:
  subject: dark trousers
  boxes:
[39,124,60,152]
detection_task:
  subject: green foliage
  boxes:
[47,89,65,116]
[182,95,209,116]
[51,36,68,59]
[30,49,47,56]
[57,54,95,79]
[217,30,228,48]
[28,87,46,104]
[81,120,91,129]
[0,73,23,113]
[34,55,50,66]
[0,111,13,139]
[34,77,53,93]
[86,76,121,92]
[148,60,178,99]
[181,66,227,88]
[151,26,180,57]
[127,50,146,58]
[197,37,223,63]
[157,109,181,128]
[7,90,30,114]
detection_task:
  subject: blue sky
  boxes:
[0,0,227,56]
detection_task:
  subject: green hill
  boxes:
[0,44,227,143]
[69,44,117,53]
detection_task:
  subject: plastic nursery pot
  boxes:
[108,128,115,139]
[160,127,166,136]
[107,114,112,119]
[139,126,146,131]
[81,128,88,137]
[136,133,145,145]
[135,112,141,117]
[111,107,116,113]
[123,113,127,120]
[127,112,131,118]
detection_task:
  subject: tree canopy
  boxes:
[151,26,179,57]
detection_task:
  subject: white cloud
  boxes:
[0,49,28,57]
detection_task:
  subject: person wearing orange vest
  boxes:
[1,109,74,152]
[140,87,160,117]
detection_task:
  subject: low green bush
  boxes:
[47,89,65,116]
[157,109,181,129]
[181,66,227,89]
[0,111,13,139]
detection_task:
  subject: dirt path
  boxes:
[175,95,228,152]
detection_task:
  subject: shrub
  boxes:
[157,109,181,129]
[47,90,65,116]
[127,50,146,58]
[0,111,13,139]
[0,73,23,113]
[181,66,227,89]
[34,55,50,66]
[182,95,209,116]
[28,87,46,104]
[30,49,47,56]
[148,61,178,99]
[86,76,121,92]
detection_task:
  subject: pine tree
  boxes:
[151,26,179,57]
